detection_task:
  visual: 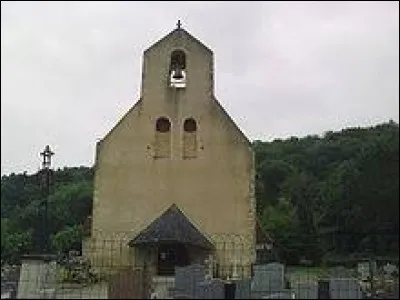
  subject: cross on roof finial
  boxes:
[177,20,182,29]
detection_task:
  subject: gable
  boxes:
[129,204,214,249]
[144,28,212,56]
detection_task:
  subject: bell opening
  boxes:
[169,49,186,88]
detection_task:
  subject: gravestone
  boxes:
[251,263,285,299]
[195,278,225,299]
[357,262,369,281]
[1,266,19,300]
[225,282,236,299]
[234,279,251,299]
[357,261,377,281]
[292,282,318,299]
[172,264,205,298]
[329,278,362,299]
[318,280,330,299]
[383,263,398,278]
[17,255,58,299]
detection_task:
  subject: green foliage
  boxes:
[256,159,296,210]
[57,255,102,284]
[260,200,302,264]
[1,167,93,264]
[51,225,84,255]
[1,218,33,265]
[255,121,399,264]
[47,182,93,235]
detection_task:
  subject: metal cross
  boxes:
[177,20,182,29]
[40,145,54,169]
[39,145,55,254]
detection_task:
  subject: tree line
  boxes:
[1,121,399,265]
[255,121,399,264]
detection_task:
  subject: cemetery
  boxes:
[147,259,397,299]
[3,254,398,299]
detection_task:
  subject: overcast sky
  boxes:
[1,1,399,175]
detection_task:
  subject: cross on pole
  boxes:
[40,145,54,169]
[177,20,182,29]
[40,145,55,253]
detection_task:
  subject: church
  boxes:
[84,22,257,279]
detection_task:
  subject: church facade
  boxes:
[84,23,256,279]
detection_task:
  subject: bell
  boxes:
[172,66,184,79]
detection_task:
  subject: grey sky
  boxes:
[1,1,399,175]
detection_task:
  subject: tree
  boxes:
[1,218,33,264]
[51,225,84,255]
[1,167,93,264]
[256,160,296,210]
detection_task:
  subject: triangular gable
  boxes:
[129,204,214,250]
[144,27,212,55]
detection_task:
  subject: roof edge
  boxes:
[99,98,143,146]
[144,28,212,55]
[211,95,253,148]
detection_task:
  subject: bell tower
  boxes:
[168,20,187,89]
[140,21,214,103]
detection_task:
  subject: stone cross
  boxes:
[232,257,239,280]
[204,255,215,280]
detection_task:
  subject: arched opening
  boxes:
[156,117,171,133]
[170,50,186,88]
[155,117,171,158]
[183,118,197,132]
[170,50,186,71]
[183,118,197,159]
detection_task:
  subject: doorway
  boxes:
[157,243,189,276]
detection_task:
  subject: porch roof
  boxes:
[128,204,214,250]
